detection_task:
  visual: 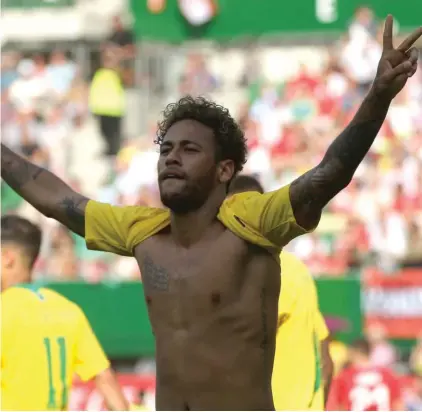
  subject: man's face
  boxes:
[157,119,231,213]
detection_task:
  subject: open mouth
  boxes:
[161,170,186,181]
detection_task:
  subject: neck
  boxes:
[170,188,226,247]
[3,270,31,290]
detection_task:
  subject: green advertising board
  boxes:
[47,282,155,358]
[131,0,421,42]
[46,278,362,359]
[316,277,362,343]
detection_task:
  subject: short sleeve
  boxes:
[315,311,329,341]
[74,311,110,381]
[85,200,169,256]
[237,184,311,248]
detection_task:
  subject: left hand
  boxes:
[372,15,422,101]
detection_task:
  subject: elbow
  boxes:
[323,357,334,383]
[322,339,334,381]
[325,358,334,382]
[318,154,355,193]
[327,166,353,194]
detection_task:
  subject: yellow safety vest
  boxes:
[89,68,125,117]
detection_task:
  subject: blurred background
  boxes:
[1,0,422,409]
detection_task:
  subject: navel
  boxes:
[146,296,152,306]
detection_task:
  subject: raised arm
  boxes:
[1,143,88,236]
[290,16,421,230]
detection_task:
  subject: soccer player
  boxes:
[1,215,130,411]
[1,18,420,410]
[229,175,333,410]
[274,252,333,411]
[329,338,403,411]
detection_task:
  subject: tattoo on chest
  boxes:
[141,255,170,291]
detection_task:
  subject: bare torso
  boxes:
[134,220,280,410]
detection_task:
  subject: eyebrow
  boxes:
[161,139,202,148]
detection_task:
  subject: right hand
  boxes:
[371,15,421,101]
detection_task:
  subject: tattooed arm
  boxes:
[1,144,88,236]
[289,16,422,230]
[289,91,390,230]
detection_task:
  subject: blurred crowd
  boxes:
[239,8,422,276]
[1,7,422,282]
[1,48,90,281]
[2,5,422,411]
[327,323,422,410]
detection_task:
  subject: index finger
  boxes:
[397,26,422,52]
[383,15,394,50]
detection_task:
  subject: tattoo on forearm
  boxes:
[260,287,270,381]
[1,147,44,190]
[58,196,86,229]
[141,255,170,291]
[2,144,88,236]
[291,98,389,227]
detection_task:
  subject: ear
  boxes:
[1,248,16,269]
[217,160,235,184]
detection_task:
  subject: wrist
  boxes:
[367,86,394,106]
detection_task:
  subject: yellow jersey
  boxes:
[272,251,329,410]
[1,285,110,411]
[84,183,313,257]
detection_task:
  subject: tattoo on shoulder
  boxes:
[58,196,86,228]
[141,255,170,292]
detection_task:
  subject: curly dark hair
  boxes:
[155,96,247,174]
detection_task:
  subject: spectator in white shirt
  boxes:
[9,59,51,115]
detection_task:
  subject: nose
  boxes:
[164,148,182,166]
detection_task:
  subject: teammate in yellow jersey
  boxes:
[274,251,333,410]
[1,215,130,411]
[229,175,334,410]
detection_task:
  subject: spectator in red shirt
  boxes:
[329,338,403,411]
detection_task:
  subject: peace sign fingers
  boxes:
[382,14,394,51]
[397,26,422,52]
[375,15,421,100]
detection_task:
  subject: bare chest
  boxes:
[133,228,279,331]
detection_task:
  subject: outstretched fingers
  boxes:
[383,15,394,51]
[397,26,422,52]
